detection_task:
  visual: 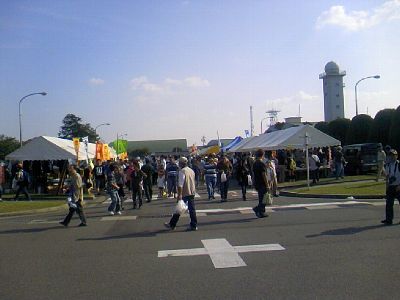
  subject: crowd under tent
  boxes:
[231,124,340,152]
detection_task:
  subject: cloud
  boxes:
[268,91,319,105]
[316,0,400,31]
[130,75,210,93]
[89,78,105,85]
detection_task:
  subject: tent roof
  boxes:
[221,136,243,152]
[234,125,340,152]
[228,136,258,153]
[5,136,97,161]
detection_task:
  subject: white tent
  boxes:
[234,124,340,152]
[5,136,97,161]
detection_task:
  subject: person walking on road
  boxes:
[381,149,400,226]
[60,165,87,227]
[164,157,198,231]
[252,149,270,218]
[106,164,122,215]
[204,156,218,200]
[13,164,31,201]
[141,158,154,203]
[131,161,146,209]
[217,155,233,202]
[236,154,250,201]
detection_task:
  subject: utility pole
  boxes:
[250,106,254,137]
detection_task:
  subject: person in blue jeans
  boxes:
[203,157,217,200]
[106,164,122,215]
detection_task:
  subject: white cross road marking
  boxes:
[195,193,201,198]
[181,212,207,217]
[158,238,285,269]
[100,216,137,221]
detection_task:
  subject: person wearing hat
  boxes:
[164,157,198,231]
[382,149,400,225]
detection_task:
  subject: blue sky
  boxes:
[1,0,399,146]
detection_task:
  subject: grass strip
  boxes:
[291,181,385,196]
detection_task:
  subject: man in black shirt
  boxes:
[141,158,154,202]
[252,149,269,218]
[93,160,105,195]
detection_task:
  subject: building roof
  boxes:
[207,139,234,147]
[124,139,188,154]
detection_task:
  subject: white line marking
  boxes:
[28,220,61,224]
[100,216,137,221]
[201,239,246,268]
[158,238,285,269]
[195,193,201,198]
[306,205,339,210]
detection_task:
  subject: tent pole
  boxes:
[305,132,310,190]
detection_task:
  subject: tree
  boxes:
[0,135,20,160]
[346,114,374,145]
[315,121,329,135]
[389,105,400,151]
[58,114,98,143]
[129,148,149,159]
[327,118,351,145]
[368,108,395,146]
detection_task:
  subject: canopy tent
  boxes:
[198,145,220,156]
[232,125,340,152]
[228,136,258,153]
[221,136,243,152]
[5,136,97,161]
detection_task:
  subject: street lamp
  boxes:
[355,75,380,116]
[94,123,111,140]
[19,92,47,147]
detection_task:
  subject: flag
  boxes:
[82,136,89,163]
[103,144,110,160]
[244,130,249,138]
[72,138,80,161]
[114,139,128,155]
[96,142,104,161]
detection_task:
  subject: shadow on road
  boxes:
[306,224,393,238]
[77,217,256,242]
[0,226,64,235]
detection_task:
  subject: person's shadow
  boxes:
[0,226,64,235]
[306,224,395,238]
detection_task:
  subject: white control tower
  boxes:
[319,61,346,122]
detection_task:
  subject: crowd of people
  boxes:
[2,144,400,228]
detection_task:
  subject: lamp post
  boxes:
[94,123,111,140]
[19,92,47,147]
[355,75,380,116]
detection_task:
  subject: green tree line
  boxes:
[315,105,400,149]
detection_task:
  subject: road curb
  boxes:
[279,190,385,200]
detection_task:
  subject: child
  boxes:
[157,168,166,198]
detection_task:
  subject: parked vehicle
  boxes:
[343,143,382,175]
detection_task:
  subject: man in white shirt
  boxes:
[381,149,400,225]
[164,157,198,231]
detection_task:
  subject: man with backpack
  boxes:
[13,163,31,201]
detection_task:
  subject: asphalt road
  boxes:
[0,186,399,300]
